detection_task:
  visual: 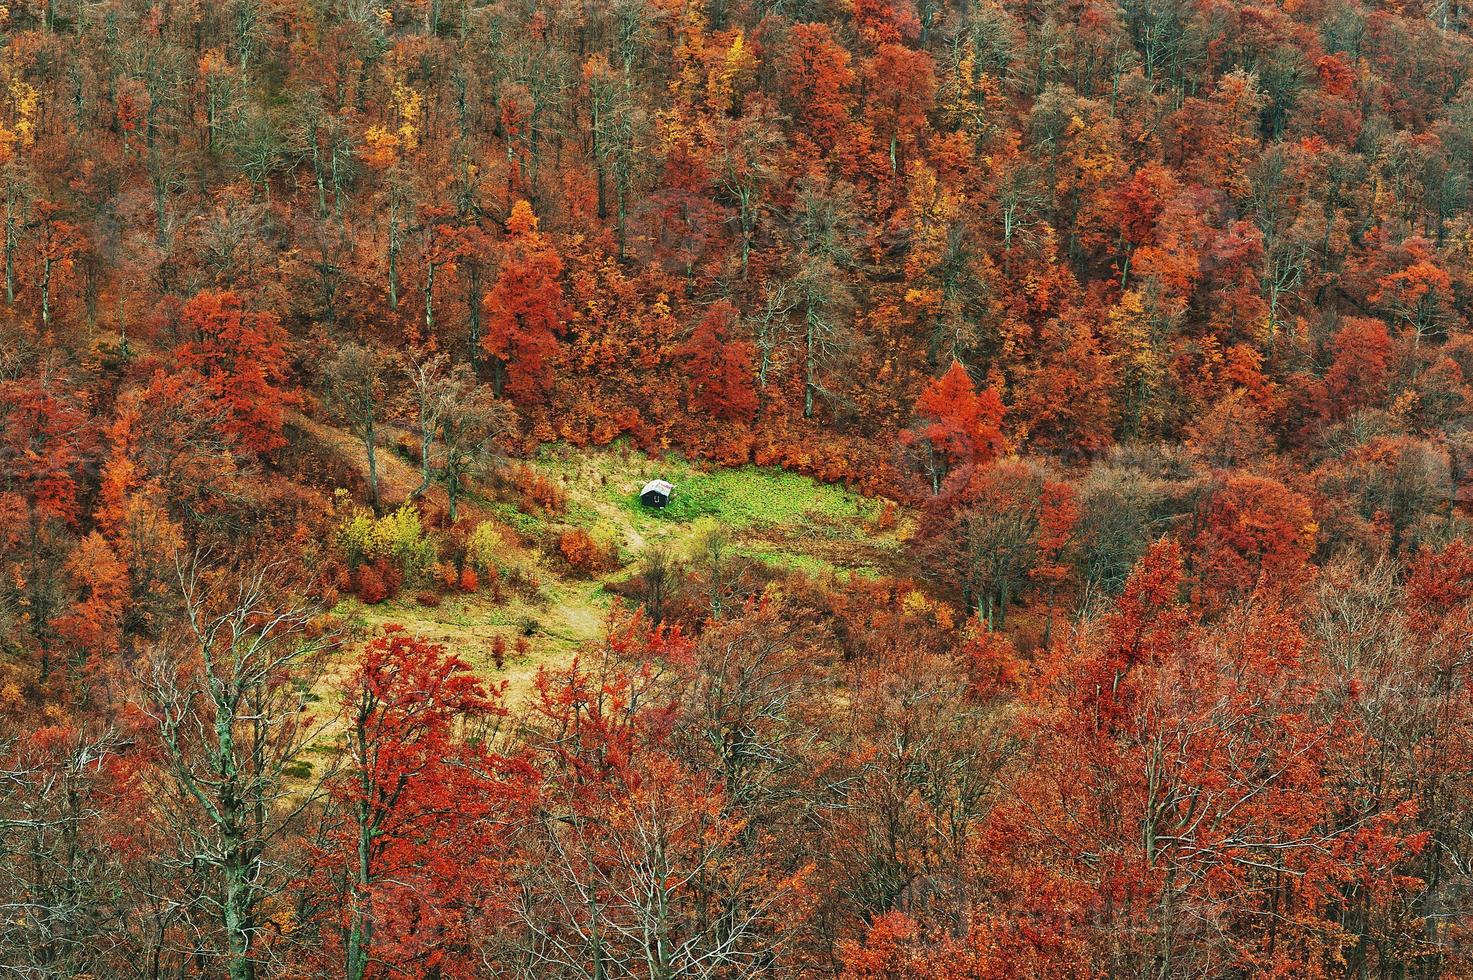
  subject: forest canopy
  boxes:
[2,0,1473,975]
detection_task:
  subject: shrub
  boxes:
[353,563,388,604]
[337,505,438,587]
[337,510,377,568]
[319,559,346,588]
[506,464,567,515]
[466,521,503,576]
[558,528,602,574]
[525,475,567,515]
[502,559,542,596]
[459,566,479,593]
[374,558,403,600]
[491,635,506,669]
[416,590,442,608]
[372,505,437,582]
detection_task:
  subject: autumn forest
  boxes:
[2,0,1473,975]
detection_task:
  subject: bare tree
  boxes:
[438,366,516,522]
[139,558,337,980]
[323,342,395,513]
[783,177,859,419]
[632,545,682,625]
[401,349,453,499]
[1,162,35,305]
[710,113,784,280]
[691,523,744,622]
[0,728,129,979]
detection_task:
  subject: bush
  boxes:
[505,464,567,515]
[525,476,567,515]
[416,590,442,608]
[337,510,377,568]
[376,558,402,600]
[557,528,603,574]
[502,559,542,597]
[353,563,389,604]
[491,635,506,669]
[466,521,503,576]
[372,505,437,582]
[459,566,479,593]
[337,505,438,587]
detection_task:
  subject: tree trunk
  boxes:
[416,413,434,498]
[364,421,379,513]
[387,208,400,309]
[345,795,375,980]
[5,217,16,304]
[804,306,817,418]
[41,255,51,326]
[467,264,482,374]
[222,851,256,980]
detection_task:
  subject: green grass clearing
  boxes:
[320,435,913,706]
[619,464,879,528]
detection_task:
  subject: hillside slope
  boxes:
[324,435,913,700]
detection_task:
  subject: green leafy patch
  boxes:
[618,463,879,529]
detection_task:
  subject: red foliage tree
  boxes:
[483,201,568,403]
[680,299,757,424]
[1321,316,1393,421]
[0,363,93,533]
[904,361,1004,494]
[53,531,128,672]
[782,23,856,158]
[986,541,1432,974]
[1192,473,1316,606]
[324,626,535,979]
[174,289,295,454]
[864,44,935,175]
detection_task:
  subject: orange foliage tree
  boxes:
[174,289,296,455]
[483,201,568,403]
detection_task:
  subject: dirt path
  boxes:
[590,497,647,553]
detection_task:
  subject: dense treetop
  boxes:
[2,0,1473,975]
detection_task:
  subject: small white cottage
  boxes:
[639,479,674,508]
